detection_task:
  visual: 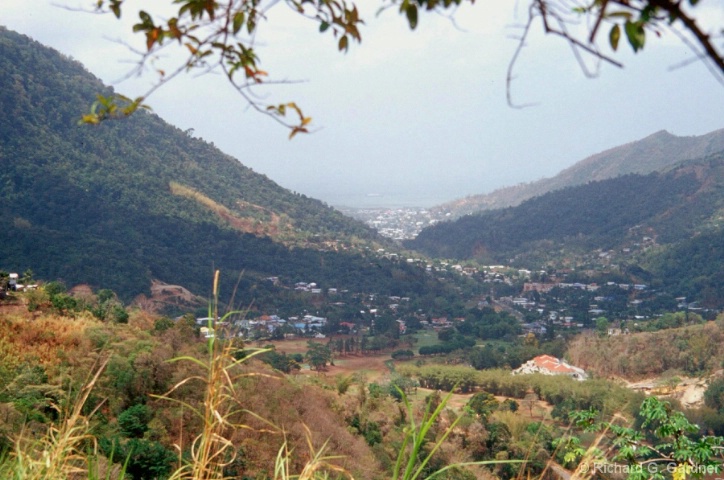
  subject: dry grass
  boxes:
[0,312,94,367]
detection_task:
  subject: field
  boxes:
[268,336,394,382]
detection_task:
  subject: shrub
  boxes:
[118,404,152,438]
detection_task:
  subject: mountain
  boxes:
[0,27,441,307]
[406,154,724,305]
[432,128,724,218]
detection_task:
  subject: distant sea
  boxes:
[321,192,447,209]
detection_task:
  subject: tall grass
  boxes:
[392,388,524,480]
[159,270,276,479]
[0,358,111,480]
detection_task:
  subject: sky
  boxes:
[3,0,724,208]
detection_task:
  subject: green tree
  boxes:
[705,378,724,412]
[118,404,152,438]
[595,316,610,337]
[0,271,8,297]
[20,269,33,285]
[305,341,332,372]
[43,281,67,297]
[466,391,499,419]
[101,437,176,480]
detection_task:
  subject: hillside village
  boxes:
[178,242,713,347]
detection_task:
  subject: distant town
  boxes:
[339,206,449,240]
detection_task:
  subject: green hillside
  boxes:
[407,154,724,305]
[0,27,435,304]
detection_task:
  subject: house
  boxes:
[513,355,587,381]
[523,282,556,293]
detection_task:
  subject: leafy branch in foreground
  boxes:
[560,397,724,480]
[86,0,722,130]
[85,0,368,134]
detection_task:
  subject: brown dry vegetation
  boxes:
[169,181,291,238]
[0,308,390,479]
[0,311,95,368]
[231,371,383,477]
[567,316,724,380]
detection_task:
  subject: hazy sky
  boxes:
[4,1,724,207]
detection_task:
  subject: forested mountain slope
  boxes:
[0,27,434,304]
[433,128,724,218]
[407,155,724,306]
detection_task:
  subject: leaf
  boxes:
[146,27,161,51]
[624,20,645,52]
[338,35,349,51]
[139,10,152,25]
[319,20,330,33]
[406,3,419,30]
[609,24,621,51]
[110,2,121,18]
[673,464,687,480]
[233,11,245,34]
[80,114,100,125]
[607,11,633,19]
[167,18,182,40]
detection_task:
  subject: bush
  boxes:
[391,349,414,360]
[467,391,499,418]
[101,436,176,480]
[705,377,724,412]
[118,404,152,438]
[364,421,382,446]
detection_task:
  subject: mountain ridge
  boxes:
[432,128,724,218]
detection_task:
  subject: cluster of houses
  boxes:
[195,313,330,339]
[523,281,648,293]
[294,282,325,294]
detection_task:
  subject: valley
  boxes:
[1,23,724,480]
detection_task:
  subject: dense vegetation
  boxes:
[408,156,724,306]
[410,160,723,260]
[0,27,456,307]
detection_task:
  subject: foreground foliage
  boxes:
[561,396,724,480]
